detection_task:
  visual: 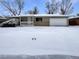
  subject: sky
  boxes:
[0,0,79,16]
[24,0,79,15]
[24,0,47,14]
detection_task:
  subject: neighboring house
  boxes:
[0,16,18,27]
[0,16,7,23]
[9,14,69,26]
[69,16,79,26]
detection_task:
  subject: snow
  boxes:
[68,16,79,19]
[0,27,79,57]
[9,14,69,18]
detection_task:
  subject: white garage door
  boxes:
[49,18,68,26]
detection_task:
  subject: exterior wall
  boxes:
[17,16,69,26]
[49,18,68,26]
[0,19,7,23]
[42,17,49,26]
[69,18,79,25]
[34,17,49,26]
[20,17,34,26]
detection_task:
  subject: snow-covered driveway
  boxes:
[0,27,79,57]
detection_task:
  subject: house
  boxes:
[8,14,69,26]
[0,16,8,23]
[69,16,79,26]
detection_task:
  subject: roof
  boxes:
[68,16,79,20]
[8,14,69,18]
[0,16,7,19]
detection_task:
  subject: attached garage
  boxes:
[49,16,69,26]
[69,17,79,26]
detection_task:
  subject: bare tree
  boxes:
[46,1,51,14]
[28,7,39,14]
[28,10,33,14]
[77,13,79,16]
[33,7,39,14]
[0,0,24,16]
[46,0,59,14]
[60,0,73,15]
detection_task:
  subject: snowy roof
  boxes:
[0,16,7,19]
[9,14,69,18]
[68,16,79,19]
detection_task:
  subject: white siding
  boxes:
[49,18,68,26]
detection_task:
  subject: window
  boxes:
[36,18,42,22]
[21,17,28,21]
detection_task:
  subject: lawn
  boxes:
[0,26,79,58]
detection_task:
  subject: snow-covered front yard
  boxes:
[0,26,79,57]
